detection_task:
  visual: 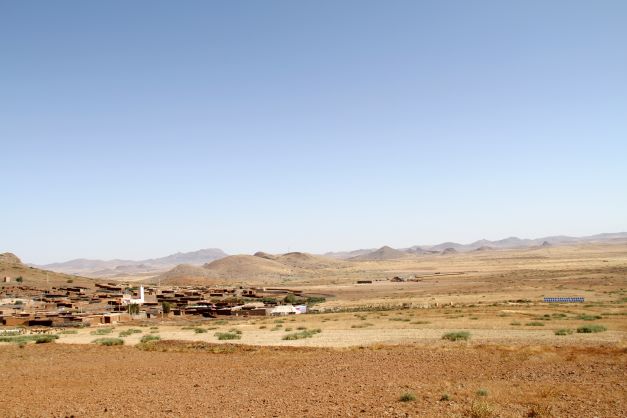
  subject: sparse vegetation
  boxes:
[93,338,124,346]
[215,332,241,340]
[525,321,545,326]
[119,328,142,337]
[576,314,602,321]
[282,328,322,340]
[399,392,416,402]
[140,335,161,343]
[0,334,59,344]
[476,388,488,396]
[90,327,114,335]
[577,325,607,333]
[442,331,470,341]
[469,400,494,418]
[555,328,573,336]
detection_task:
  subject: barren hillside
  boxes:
[351,246,411,261]
[0,252,94,288]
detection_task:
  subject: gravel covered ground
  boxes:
[1,342,625,417]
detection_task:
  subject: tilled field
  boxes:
[0,342,625,417]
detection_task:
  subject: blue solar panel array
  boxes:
[543,297,584,303]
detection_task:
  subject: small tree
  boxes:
[15,276,23,283]
[162,301,171,315]
[127,303,140,315]
[284,293,298,304]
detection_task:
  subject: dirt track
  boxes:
[1,342,625,417]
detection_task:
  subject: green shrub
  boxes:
[442,331,471,341]
[118,328,142,337]
[93,338,124,346]
[399,392,416,402]
[127,303,140,315]
[440,393,450,401]
[161,301,171,314]
[510,321,521,326]
[282,328,322,340]
[0,334,60,345]
[577,325,607,333]
[215,332,241,340]
[554,328,573,336]
[525,322,544,326]
[90,327,114,335]
[194,328,207,334]
[476,388,488,397]
[306,296,326,305]
[351,323,374,328]
[284,293,298,304]
[140,335,161,343]
[577,314,602,321]
[34,335,58,344]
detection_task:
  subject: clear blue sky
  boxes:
[1,1,626,264]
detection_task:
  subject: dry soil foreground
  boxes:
[0,342,625,418]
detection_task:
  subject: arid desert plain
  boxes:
[1,241,626,417]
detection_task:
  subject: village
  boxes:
[0,276,318,330]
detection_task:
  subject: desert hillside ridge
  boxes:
[36,248,228,277]
[1,252,94,288]
[153,251,353,284]
[324,231,627,259]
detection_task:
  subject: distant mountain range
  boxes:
[33,232,627,277]
[37,248,228,277]
[325,232,627,259]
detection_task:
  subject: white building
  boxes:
[122,285,145,305]
[270,304,298,316]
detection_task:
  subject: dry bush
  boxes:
[469,400,494,418]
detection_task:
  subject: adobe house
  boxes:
[2,276,10,283]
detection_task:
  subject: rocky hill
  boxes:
[38,248,228,277]
[1,252,94,288]
[350,246,410,261]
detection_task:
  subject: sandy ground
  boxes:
[56,326,626,348]
[1,243,625,417]
[0,342,625,417]
[51,302,627,348]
